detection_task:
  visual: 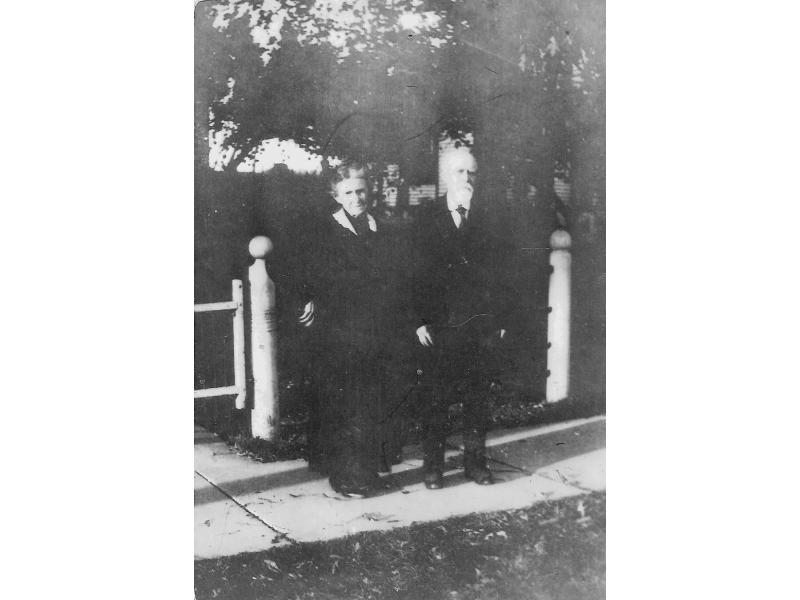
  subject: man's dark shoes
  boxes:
[424,470,444,490]
[464,453,494,485]
[423,440,446,489]
[464,464,493,485]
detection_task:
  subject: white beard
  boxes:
[447,188,473,211]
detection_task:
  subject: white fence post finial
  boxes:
[248,236,279,440]
[546,229,572,403]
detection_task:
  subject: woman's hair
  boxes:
[328,160,368,195]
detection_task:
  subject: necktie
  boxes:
[456,205,468,229]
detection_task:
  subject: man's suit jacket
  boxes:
[411,197,516,335]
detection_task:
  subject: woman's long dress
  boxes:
[306,211,407,489]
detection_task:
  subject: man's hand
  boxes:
[416,325,433,347]
[298,301,315,327]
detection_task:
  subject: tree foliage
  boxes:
[195,0,604,207]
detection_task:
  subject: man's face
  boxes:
[334,174,369,217]
[443,151,478,201]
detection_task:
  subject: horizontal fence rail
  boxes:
[194,301,239,313]
[194,385,242,399]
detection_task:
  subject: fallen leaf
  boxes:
[360,512,394,522]
[263,559,280,573]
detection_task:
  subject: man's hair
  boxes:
[440,145,477,175]
[328,160,368,195]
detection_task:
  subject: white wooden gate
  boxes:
[193,279,246,409]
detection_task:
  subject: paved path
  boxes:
[195,416,605,560]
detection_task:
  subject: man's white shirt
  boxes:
[446,194,471,228]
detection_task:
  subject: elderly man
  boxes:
[411,146,516,489]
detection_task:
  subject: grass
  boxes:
[195,391,605,464]
[195,490,605,600]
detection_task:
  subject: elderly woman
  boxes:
[298,161,404,497]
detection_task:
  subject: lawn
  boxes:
[195,490,605,600]
[195,392,605,464]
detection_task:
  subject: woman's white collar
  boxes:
[332,208,377,235]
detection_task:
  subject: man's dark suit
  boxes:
[411,196,516,480]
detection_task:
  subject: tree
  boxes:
[195,0,605,221]
[196,0,457,171]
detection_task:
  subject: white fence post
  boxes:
[248,236,279,440]
[546,229,572,403]
[231,279,246,409]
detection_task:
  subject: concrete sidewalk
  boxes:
[195,416,605,560]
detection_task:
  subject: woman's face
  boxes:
[334,174,369,217]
